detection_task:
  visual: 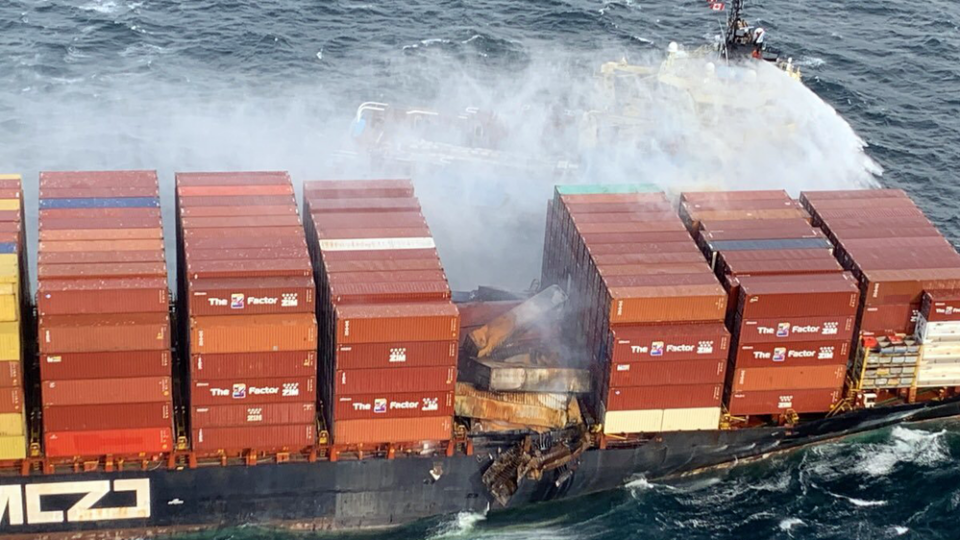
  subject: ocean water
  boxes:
[1,0,959,538]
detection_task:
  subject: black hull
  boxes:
[2,397,959,539]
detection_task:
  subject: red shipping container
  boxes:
[603,273,719,289]
[39,216,161,230]
[0,211,20,222]
[181,215,302,229]
[333,416,452,445]
[590,252,706,266]
[717,249,837,267]
[41,350,171,380]
[0,388,22,413]
[723,258,844,277]
[732,365,846,392]
[734,340,851,368]
[40,239,164,252]
[43,402,172,431]
[319,248,439,263]
[189,313,317,354]
[184,226,303,239]
[40,186,158,199]
[580,231,694,245]
[0,361,21,388]
[567,206,682,222]
[38,277,169,316]
[559,192,667,204]
[39,313,171,353]
[323,258,442,274]
[312,212,426,230]
[333,366,456,394]
[737,273,860,318]
[860,268,960,306]
[177,195,295,208]
[728,388,842,416]
[316,228,432,242]
[303,179,414,199]
[922,290,960,322]
[700,218,815,232]
[596,263,713,277]
[38,262,167,280]
[334,391,454,421]
[334,341,458,370]
[40,228,163,241]
[40,170,158,188]
[185,247,309,262]
[307,198,421,214]
[684,199,799,212]
[39,207,162,219]
[334,303,460,344]
[326,270,447,284]
[191,377,316,406]
[42,377,171,406]
[860,303,920,335]
[45,427,173,457]
[604,383,722,411]
[736,314,857,344]
[191,351,317,379]
[816,206,924,220]
[39,250,165,265]
[604,284,727,325]
[184,237,307,250]
[822,216,932,230]
[185,258,312,280]
[176,171,290,186]
[178,185,294,197]
[575,221,686,234]
[681,190,790,203]
[191,402,316,428]
[192,424,315,451]
[608,359,725,387]
[187,276,315,316]
[608,323,730,363]
[328,281,451,304]
[827,226,941,240]
[701,228,823,242]
[180,205,297,217]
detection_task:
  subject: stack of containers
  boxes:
[37,171,173,457]
[800,189,960,337]
[176,172,318,453]
[541,185,730,435]
[302,179,459,447]
[0,174,25,460]
[726,274,861,415]
[914,291,960,388]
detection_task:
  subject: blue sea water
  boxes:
[1,0,959,538]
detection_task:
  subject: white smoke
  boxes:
[0,42,880,292]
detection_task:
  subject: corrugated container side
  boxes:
[860,303,920,335]
[734,340,851,368]
[0,388,21,413]
[728,388,842,415]
[190,351,317,379]
[40,350,171,380]
[191,402,316,428]
[335,304,460,344]
[736,314,857,344]
[43,403,172,431]
[660,407,722,431]
[334,391,454,420]
[191,377,316,406]
[45,427,173,457]
[38,279,169,316]
[192,424,315,451]
[0,361,21,388]
[189,313,317,354]
[608,323,730,363]
[333,366,456,394]
[334,341,458,370]
[732,365,846,392]
[332,416,452,445]
[39,313,170,353]
[604,383,723,411]
[608,359,726,386]
[42,377,171,406]
[187,277,315,316]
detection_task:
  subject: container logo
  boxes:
[422,397,439,412]
[650,341,664,357]
[778,395,794,408]
[281,383,300,397]
[246,407,263,422]
[823,322,838,335]
[389,348,407,363]
[374,398,387,413]
[776,323,790,338]
[697,341,714,354]
[281,293,299,307]
[232,384,247,399]
[773,347,786,362]
[817,346,835,360]
[231,294,245,309]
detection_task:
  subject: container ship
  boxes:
[0,171,958,539]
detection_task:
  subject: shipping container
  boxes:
[597,263,714,277]
[311,212,426,230]
[575,221,687,234]
[45,427,173,457]
[722,258,844,277]
[39,239,164,252]
[332,416,452,445]
[660,407,722,432]
[326,270,448,284]
[191,351,317,379]
[303,179,415,199]
[181,215,303,229]
[605,284,727,324]
[333,391,454,420]
[38,261,167,279]
[602,409,662,434]
[0,388,22,413]
[922,290,960,322]
[42,377,171,406]
[732,365,846,392]
[706,238,833,252]
[189,313,317,354]
[736,314,858,344]
[38,216,161,230]
[701,228,824,242]
[176,171,291,187]
[184,226,303,239]
[684,199,799,212]
[0,413,24,436]
[737,273,860,318]
[608,323,730,363]
[39,197,160,209]
[178,185,294,197]
[603,273,719,288]
[579,231,695,245]
[860,268,960,306]
[815,206,924,220]
[603,383,723,411]
[316,237,436,253]
[187,276,315,316]
[39,313,170,353]
[184,237,307,250]
[586,242,702,256]
[38,277,168,315]
[39,207,162,220]
[177,195,295,208]
[333,340,458,370]
[191,377,315,406]
[0,361,21,388]
[38,250,165,265]
[334,303,460,344]
[307,198,421,214]
[41,350,171,380]
[43,402,172,431]
[333,366,456,394]
[727,388,842,416]
[734,340,851,368]
[40,186,159,199]
[608,359,725,386]
[191,402,316,428]
[192,424,314,452]
[185,247,309,262]
[590,252,707,266]
[681,190,790,203]
[180,205,298,217]
[328,281,452,304]
[860,303,919,335]
[40,170,159,189]
[320,248,440,264]
[824,226,942,240]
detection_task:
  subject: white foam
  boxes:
[828,491,888,507]
[854,427,949,477]
[779,518,804,531]
[892,526,909,536]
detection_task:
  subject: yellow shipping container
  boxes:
[0,174,20,181]
[603,409,663,434]
[0,287,18,322]
[0,435,26,460]
[0,321,20,361]
[0,199,19,211]
[660,407,721,432]
[0,413,24,436]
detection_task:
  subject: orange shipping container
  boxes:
[39,239,164,252]
[45,427,172,457]
[39,313,170,353]
[732,365,846,392]
[334,303,460,344]
[189,313,317,354]
[605,284,727,324]
[38,262,167,280]
[333,416,452,445]
[178,185,294,196]
[192,424,315,452]
[42,377,171,406]
[39,228,163,241]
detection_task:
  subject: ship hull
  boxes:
[2,397,958,539]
